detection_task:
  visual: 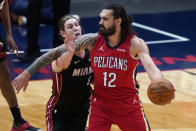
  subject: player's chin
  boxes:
[99,28,105,33]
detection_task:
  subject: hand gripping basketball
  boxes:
[147,79,175,105]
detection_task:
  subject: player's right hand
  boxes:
[64,30,77,54]
[12,70,31,93]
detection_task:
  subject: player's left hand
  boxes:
[12,70,31,93]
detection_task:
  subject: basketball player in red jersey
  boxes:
[0,0,40,130]
[13,3,174,131]
[75,4,170,131]
[86,4,154,131]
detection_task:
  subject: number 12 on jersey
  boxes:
[103,72,116,87]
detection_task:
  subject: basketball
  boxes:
[147,79,175,105]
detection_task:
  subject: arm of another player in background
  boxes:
[0,0,18,54]
[130,36,163,81]
[12,45,66,93]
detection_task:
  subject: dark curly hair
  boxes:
[103,4,136,41]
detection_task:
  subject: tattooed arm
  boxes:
[27,44,66,75]
[75,33,98,52]
[12,33,98,93]
[26,33,97,75]
[25,33,97,76]
[27,33,97,75]
[13,45,66,93]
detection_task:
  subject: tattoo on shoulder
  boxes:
[27,33,98,75]
[75,33,97,52]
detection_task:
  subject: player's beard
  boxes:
[99,24,116,37]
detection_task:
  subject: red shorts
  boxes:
[87,94,151,131]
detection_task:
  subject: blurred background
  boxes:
[70,0,196,17]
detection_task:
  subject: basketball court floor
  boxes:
[0,8,196,131]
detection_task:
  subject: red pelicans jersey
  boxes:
[90,33,139,101]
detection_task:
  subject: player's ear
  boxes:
[116,18,122,25]
[60,30,66,38]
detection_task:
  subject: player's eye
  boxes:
[73,21,79,26]
[68,24,73,29]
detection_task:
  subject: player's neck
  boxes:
[107,32,121,47]
[75,50,85,59]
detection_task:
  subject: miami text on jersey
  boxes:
[72,67,93,76]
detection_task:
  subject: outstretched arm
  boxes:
[27,33,97,75]
[28,33,97,75]
[27,45,66,75]
[12,33,98,93]
[13,45,66,93]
